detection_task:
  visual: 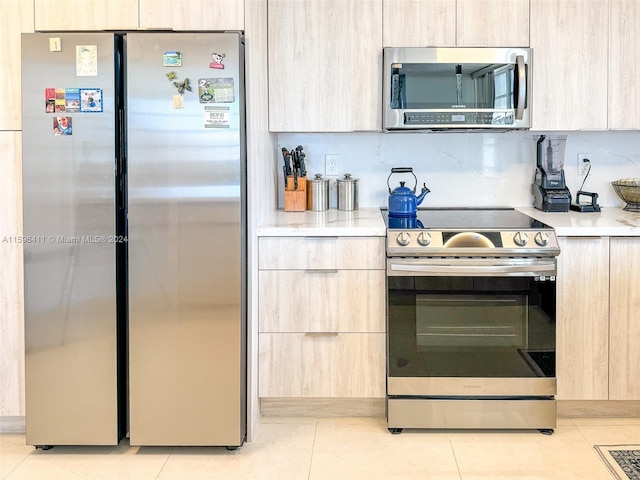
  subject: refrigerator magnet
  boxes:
[76,45,98,76]
[53,116,72,136]
[64,88,80,112]
[173,94,184,109]
[209,53,225,69]
[163,52,182,67]
[198,78,234,103]
[55,88,66,113]
[203,106,230,128]
[79,88,103,112]
[45,88,55,113]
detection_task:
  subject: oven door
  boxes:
[387,258,556,397]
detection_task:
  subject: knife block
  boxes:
[284,176,307,212]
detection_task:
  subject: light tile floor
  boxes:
[1,416,639,479]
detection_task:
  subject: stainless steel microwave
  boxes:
[383,47,532,131]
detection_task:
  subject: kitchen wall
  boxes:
[277,131,640,210]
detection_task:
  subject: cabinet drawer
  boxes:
[259,270,385,332]
[258,333,385,398]
[259,236,384,270]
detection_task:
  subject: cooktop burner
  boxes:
[382,207,559,257]
[382,207,552,230]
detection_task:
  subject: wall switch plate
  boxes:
[325,154,339,176]
[577,153,591,175]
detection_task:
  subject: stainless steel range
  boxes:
[384,208,559,434]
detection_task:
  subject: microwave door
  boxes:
[383,47,532,130]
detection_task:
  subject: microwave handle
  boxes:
[515,55,526,120]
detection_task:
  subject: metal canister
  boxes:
[337,173,358,211]
[307,173,330,211]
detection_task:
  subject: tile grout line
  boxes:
[154,446,175,480]
[307,419,319,480]
[2,443,34,480]
[448,436,464,480]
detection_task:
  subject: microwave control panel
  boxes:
[404,111,514,126]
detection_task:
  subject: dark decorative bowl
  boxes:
[612,179,640,211]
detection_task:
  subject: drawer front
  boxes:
[259,236,385,270]
[258,333,385,398]
[259,270,385,332]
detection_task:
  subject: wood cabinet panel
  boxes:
[0,0,33,131]
[556,237,609,400]
[457,0,529,47]
[383,0,455,47]
[34,0,138,30]
[258,333,385,397]
[0,132,25,416]
[259,236,385,270]
[530,0,608,130]
[139,0,243,30]
[268,0,382,131]
[259,270,385,332]
[609,0,640,129]
[609,238,640,400]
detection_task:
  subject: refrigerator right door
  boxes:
[126,32,246,446]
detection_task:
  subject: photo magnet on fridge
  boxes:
[53,116,72,135]
[163,51,182,67]
[80,88,103,112]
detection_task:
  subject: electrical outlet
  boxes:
[577,153,591,175]
[325,154,339,176]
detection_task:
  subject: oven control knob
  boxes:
[535,231,550,246]
[396,232,411,246]
[513,231,529,246]
[417,232,432,246]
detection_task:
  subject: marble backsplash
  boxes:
[276,131,640,210]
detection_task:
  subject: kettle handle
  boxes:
[388,167,417,193]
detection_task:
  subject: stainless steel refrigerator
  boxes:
[21,32,246,448]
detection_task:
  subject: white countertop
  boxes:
[257,207,386,237]
[258,206,640,237]
[517,207,640,236]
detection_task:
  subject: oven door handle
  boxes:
[388,262,556,276]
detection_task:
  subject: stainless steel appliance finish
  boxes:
[127,32,246,447]
[383,47,532,131]
[384,208,558,433]
[337,173,358,210]
[21,32,246,448]
[22,32,122,446]
[307,173,330,211]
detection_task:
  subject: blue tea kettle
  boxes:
[387,167,430,217]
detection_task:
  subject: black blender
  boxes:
[532,135,571,212]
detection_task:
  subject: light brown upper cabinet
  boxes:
[2,0,33,130]
[456,0,529,46]
[139,0,244,30]
[383,0,529,47]
[34,0,138,30]
[383,0,456,46]
[530,0,608,130]
[609,0,640,129]
[268,0,382,132]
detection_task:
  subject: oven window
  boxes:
[388,276,556,378]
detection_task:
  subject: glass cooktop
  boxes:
[382,207,552,230]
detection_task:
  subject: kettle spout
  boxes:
[416,183,431,206]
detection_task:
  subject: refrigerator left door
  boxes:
[21,33,124,446]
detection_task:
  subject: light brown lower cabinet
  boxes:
[609,237,640,400]
[557,236,640,401]
[258,236,386,414]
[258,333,385,398]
